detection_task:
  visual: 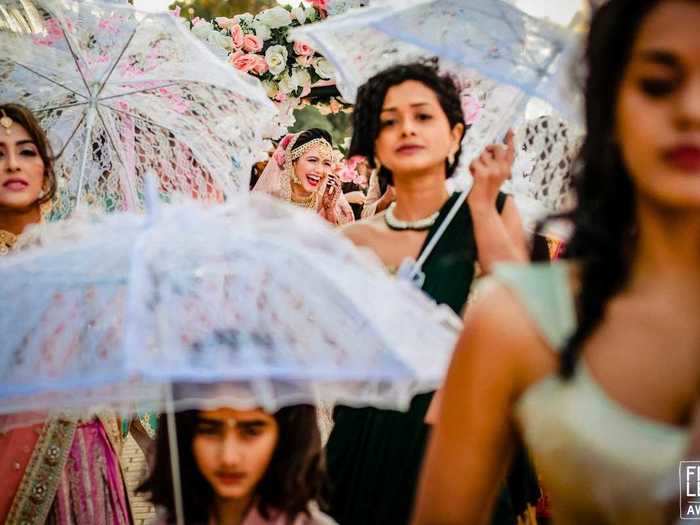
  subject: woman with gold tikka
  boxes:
[253,128,354,226]
[0,103,149,524]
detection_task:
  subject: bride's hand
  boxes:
[322,174,342,210]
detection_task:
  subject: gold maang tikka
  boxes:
[0,110,13,136]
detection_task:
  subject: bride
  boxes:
[253,128,354,225]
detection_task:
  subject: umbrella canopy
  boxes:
[0,0,276,217]
[0,194,461,429]
[293,0,580,120]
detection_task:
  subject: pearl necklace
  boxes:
[384,202,440,231]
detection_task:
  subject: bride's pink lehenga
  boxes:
[253,133,354,226]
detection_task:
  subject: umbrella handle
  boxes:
[75,105,97,210]
[165,383,185,525]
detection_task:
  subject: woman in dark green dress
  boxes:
[324,62,538,525]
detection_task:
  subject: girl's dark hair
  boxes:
[0,103,57,206]
[550,0,661,377]
[292,128,333,152]
[139,404,324,524]
[348,61,465,188]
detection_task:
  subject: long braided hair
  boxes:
[555,0,661,378]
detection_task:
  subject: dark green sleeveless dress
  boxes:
[324,192,539,525]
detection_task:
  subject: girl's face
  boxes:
[0,121,45,210]
[192,408,279,502]
[374,80,463,179]
[616,0,700,210]
[293,144,333,193]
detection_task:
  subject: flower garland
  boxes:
[189,4,335,106]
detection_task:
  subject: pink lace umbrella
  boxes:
[0,0,276,218]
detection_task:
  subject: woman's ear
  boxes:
[450,122,465,154]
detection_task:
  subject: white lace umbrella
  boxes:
[0,0,276,218]
[293,0,579,120]
[0,193,460,425]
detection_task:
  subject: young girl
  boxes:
[141,405,335,525]
[414,1,700,523]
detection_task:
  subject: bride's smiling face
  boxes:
[293,145,333,193]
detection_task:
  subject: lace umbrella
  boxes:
[0,193,460,425]
[293,0,580,120]
[0,0,276,218]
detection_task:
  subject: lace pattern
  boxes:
[0,195,460,429]
[0,0,275,219]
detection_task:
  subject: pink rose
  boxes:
[228,49,244,63]
[230,24,245,49]
[251,55,269,75]
[273,134,295,166]
[460,93,482,126]
[230,52,259,74]
[274,92,288,103]
[295,55,314,67]
[243,34,263,53]
[170,6,181,17]
[293,40,315,57]
[215,17,236,29]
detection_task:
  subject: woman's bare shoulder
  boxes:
[461,274,560,393]
[340,213,388,246]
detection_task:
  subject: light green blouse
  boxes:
[492,262,689,525]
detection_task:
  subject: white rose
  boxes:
[207,30,233,51]
[234,13,254,26]
[313,57,334,80]
[262,79,279,99]
[265,44,289,76]
[255,6,292,29]
[277,71,298,95]
[291,6,306,25]
[252,21,272,41]
[190,20,214,39]
[291,67,311,89]
[305,7,318,22]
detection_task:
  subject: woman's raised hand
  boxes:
[468,129,515,210]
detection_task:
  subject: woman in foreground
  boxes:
[413,1,700,523]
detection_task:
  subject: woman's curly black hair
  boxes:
[547,0,661,378]
[139,405,325,524]
[348,61,465,188]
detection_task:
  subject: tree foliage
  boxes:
[170,0,277,20]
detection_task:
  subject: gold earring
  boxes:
[448,152,455,166]
[290,165,301,184]
[374,156,382,173]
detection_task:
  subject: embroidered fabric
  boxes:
[0,194,461,431]
[0,0,275,219]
